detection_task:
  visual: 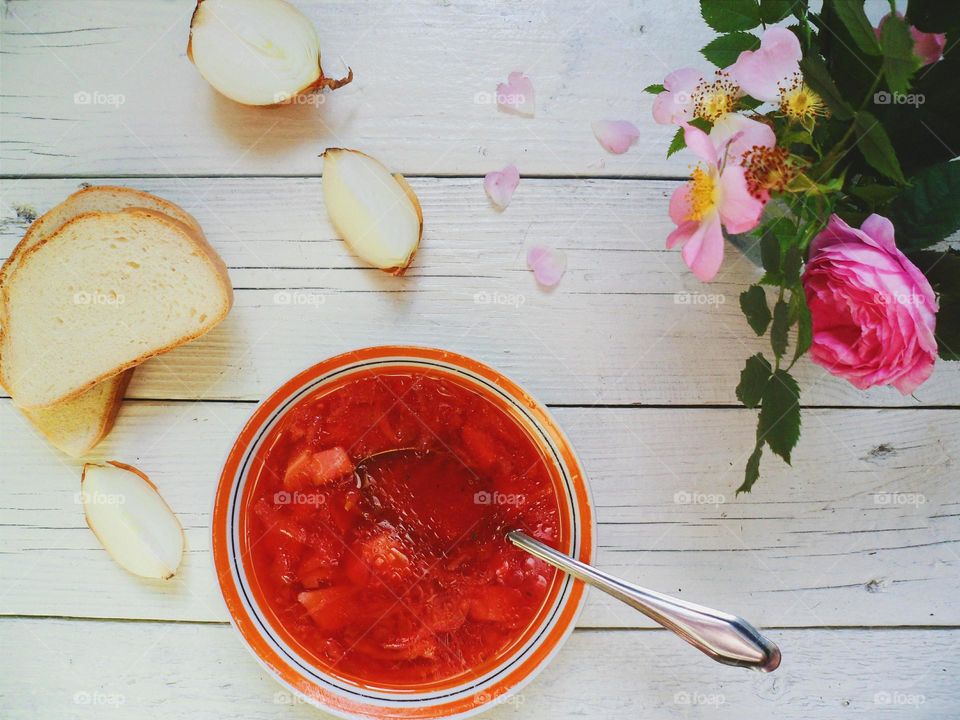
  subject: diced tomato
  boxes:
[298,587,357,632]
[460,425,501,469]
[468,585,525,625]
[283,446,355,489]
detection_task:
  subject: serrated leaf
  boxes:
[799,55,853,120]
[831,0,882,55]
[700,0,761,32]
[890,161,960,249]
[758,370,801,464]
[740,285,772,336]
[759,0,793,23]
[737,353,772,408]
[792,293,812,363]
[667,126,686,158]
[782,245,803,284]
[854,111,907,184]
[850,183,902,206]
[737,442,763,494]
[880,13,921,95]
[760,232,781,279]
[701,32,760,67]
[771,299,790,359]
[644,83,666,94]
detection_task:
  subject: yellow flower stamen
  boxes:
[693,71,742,123]
[778,75,828,123]
[687,166,718,221]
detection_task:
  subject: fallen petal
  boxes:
[496,71,535,116]
[527,245,567,287]
[592,120,640,154]
[484,165,520,209]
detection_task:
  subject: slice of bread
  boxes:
[0,208,232,409]
[21,370,133,457]
[0,186,203,455]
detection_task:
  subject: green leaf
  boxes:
[760,232,781,278]
[737,353,772,408]
[667,126,686,158]
[854,111,907,184]
[782,246,803,285]
[831,0,882,55]
[799,54,853,120]
[792,292,812,363]
[880,13,921,94]
[850,183,902,206]
[906,249,960,361]
[700,31,760,68]
[644,83,665,94]
[737,441,764,494]
[771,299,790,359]
[740,285,772,336]
[890,161,960,249]
[700,0,761,32]
[758,369,801,464]
[759,0,793,23]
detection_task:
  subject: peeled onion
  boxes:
[80,461,184,580]
[187,0,352,106]
[322,148,423,274]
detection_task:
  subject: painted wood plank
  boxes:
[0,0,704,178]
[2,177,958,407]
[1,619,956,719]
[2,399,956,627]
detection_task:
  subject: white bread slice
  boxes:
[0,208,232,409]
[21,370,133,456]
[0,187,203,455]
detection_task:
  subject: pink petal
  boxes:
[730,27,801,102]
[911,26,946,65]
[667,219,699,249]
[709,113,775,164]
[484,164,520,209]
[592,119,640,154]
[682,122,718,166]
[527,244,567,287]
[496,71,535,116]
[718,164,764,234]
[681,215,725,282]
[859,214,897,254]
[668,184,693,226]
[652,68,702,125]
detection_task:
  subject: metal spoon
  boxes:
[357,449,780,672]
[509,530,781,672]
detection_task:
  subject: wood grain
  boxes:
[3,177,958,407]
[2,398,956,627]
[1,619,956,719]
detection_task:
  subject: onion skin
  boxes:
[187,0,352,107]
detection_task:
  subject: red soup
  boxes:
[244,369,564,688]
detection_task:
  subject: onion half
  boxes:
[322,148,423,274]
[187,0,352,106]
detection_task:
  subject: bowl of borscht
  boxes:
[213,346,594,718]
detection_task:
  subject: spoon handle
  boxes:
[507,531,780,672]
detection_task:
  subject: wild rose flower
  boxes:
[666,123,766,281]
[652,68,741,125]
[876,12,946,65]
[802,214,938,394]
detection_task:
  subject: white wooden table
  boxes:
[1,2,957,717]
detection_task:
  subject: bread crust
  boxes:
[0,207,233,409]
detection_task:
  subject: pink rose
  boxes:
[802,214,938,394]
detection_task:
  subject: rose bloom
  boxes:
[802,214,938,394]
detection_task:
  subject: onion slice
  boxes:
[187,0,352,106]
[322,148,423,274]
[80,461,184,580]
